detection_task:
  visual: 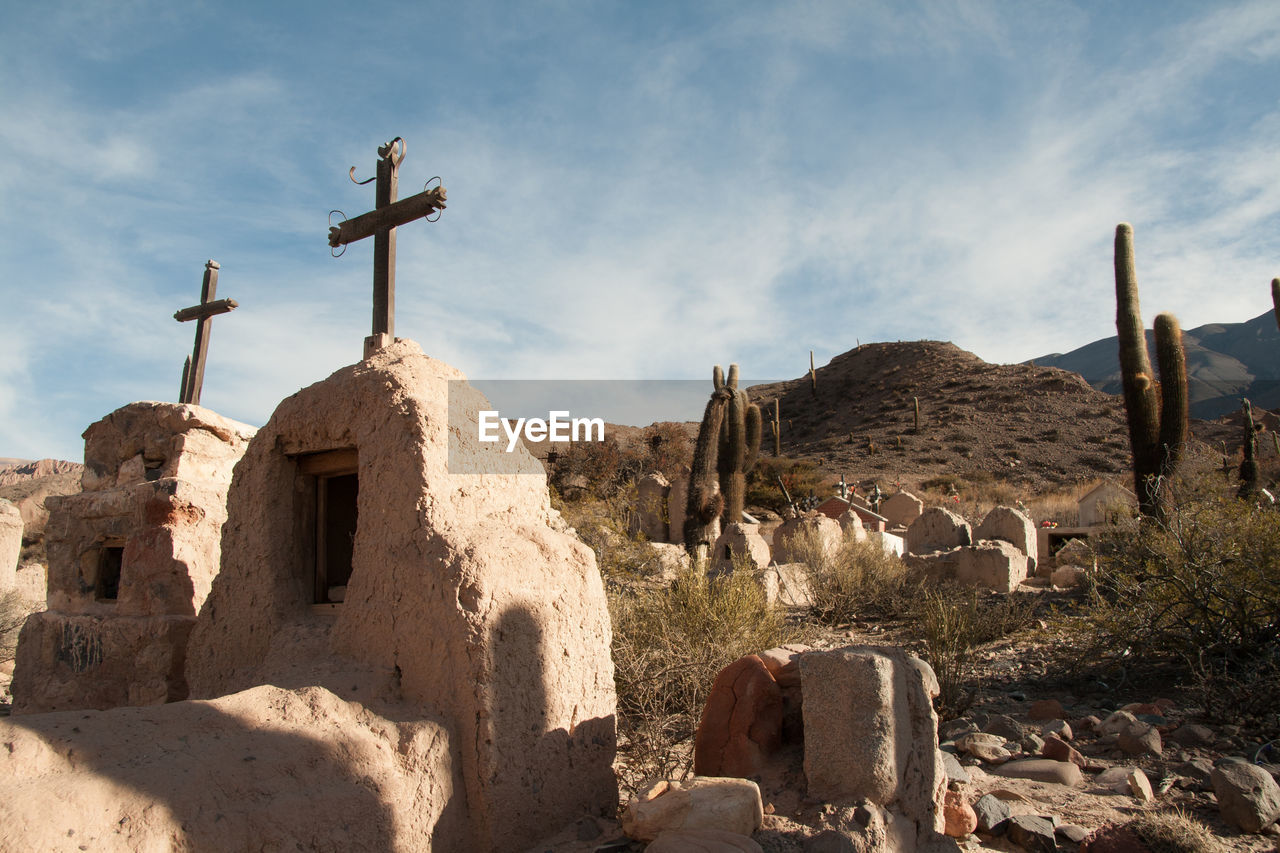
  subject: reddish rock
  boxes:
[694,655,783,778]
[1027,698,1064,720]
[1041,734,1086,767]
[943,789,977,837]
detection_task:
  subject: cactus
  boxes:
[683,364,761,564]
[913,396,920,433]
[809,351,817,397]
[1238,398,1260,500]
[1272,278,1280,331]
[1114,223,1188,521]
[770,398,781,457]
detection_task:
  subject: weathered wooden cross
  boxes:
[174,259,238,406]
[328,137,447,357]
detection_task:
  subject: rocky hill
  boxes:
[0,458,81,487]
[745,340,1230,493]
[1035,309,1280,419]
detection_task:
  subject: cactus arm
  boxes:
[1154,312,1188,479]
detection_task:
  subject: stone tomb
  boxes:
[10,402,254,713]
[0,342,616,852]
[183,341,617,851]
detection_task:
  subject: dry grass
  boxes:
[796,526,915,624]
[1127,808,1226,853]
[608,558,804,797]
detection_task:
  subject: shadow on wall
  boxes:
[0,683,468,850]
[483,603,618,850]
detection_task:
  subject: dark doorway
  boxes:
[318,472,358,602]
[96,545,123,601]
[297,448,360,605]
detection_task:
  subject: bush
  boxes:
[1086,483,1280,736]
[916,588,978,719]
[1125,809,1226,853]
[914,586,1038,720]
[799,529,914,624]
[746,457,828,514]
[609,561,801,795]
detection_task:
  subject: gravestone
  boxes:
[184,340,616,852]
[10,402,254,713]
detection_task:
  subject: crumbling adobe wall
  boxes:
[11,402,254,714]
[184,340,617,853]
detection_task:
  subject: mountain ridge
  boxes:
[1034,309,1280,419]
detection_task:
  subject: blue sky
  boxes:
[2,1,1278,461]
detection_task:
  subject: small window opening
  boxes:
[723,544,733,561]
[298,449,359,605]
[317,472,358,603]
[96,546,123,601]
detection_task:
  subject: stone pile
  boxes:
[926,692,1280,848]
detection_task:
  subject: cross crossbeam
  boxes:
[174,260,238,406]
[328,137,447,356]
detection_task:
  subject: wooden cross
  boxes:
[328,137,447,357]
[174,260,238,406]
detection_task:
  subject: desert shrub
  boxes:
[914,587,1039,720]
[553,488,667,582]
[1124,809,1225,853]
[548,436,645,497]
[1086,483,1280,735]
[640,422,692,482]
[747,457,828,513]
[799,529,914,624]
[915,588,977,719]
[920,474,964,492]
[609,561,800,795]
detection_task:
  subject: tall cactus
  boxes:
[1272,278,1280,331]
[1114,223,1188,521]
[683,364,761,565]
[770,398,781,457]
[1238,398,1260,500]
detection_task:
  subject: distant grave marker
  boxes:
[175,260,238,406]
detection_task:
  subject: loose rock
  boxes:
[942,790,977,837]
[993,758,1084,787]
[1211,758,1280,834]
[1007,814,1057,852]
[622,777,764,842]
[973,794,1011,834]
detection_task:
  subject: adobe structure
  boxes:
[0,342,617,852]
[182,340,617,850]
[10,402,254,713]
